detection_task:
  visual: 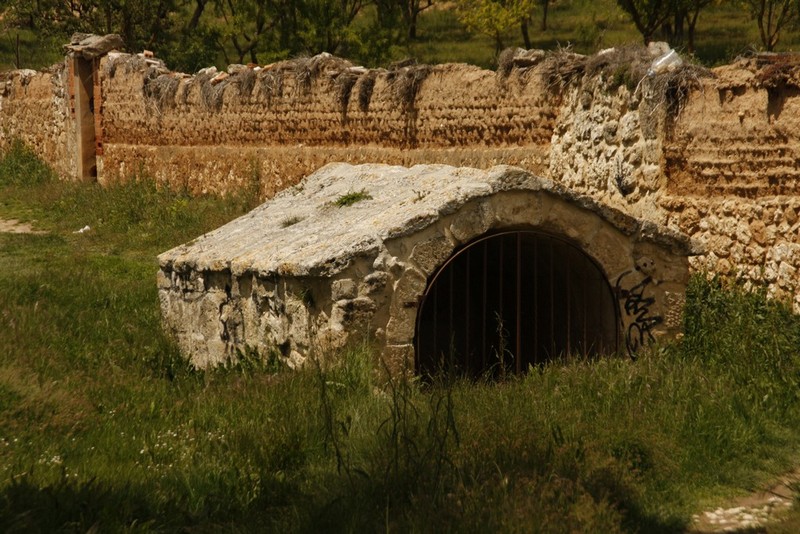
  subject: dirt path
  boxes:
[690,469,798,533]
[0,218,46,234]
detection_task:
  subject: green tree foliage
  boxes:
[741,0,800,50]
[457,0,534,52]
[617,0,723,52]
[616,0,675,44]
[680,0,718,54]
[2,0,181,49]
[2,0,800,71]
[209,0,279,64]
[204,0,367,64]
[400,0,435,39]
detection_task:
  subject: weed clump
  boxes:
[356,69,378,112]
[386,62,431,112]
[0,138,57,186]
[143,73,181,112]
[334,189,372,207]
[236,67,257,102]
[197,71,229,111]
[280,215,304,228]
[292,53,353,96]
[334,70,361,122]
[538,46,588,90]
[258,68,285,107]
[497,47,546,78]
[748,52,800,89]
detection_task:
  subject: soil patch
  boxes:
[691,468,799,533]
[0,218,46,234]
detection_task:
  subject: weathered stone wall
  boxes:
[158,164,693,369]
[4,45,800,309]
[0,65,74,178]
[99,144,547,198]
[96,54,555,193]
[541,54,800,310]
[660,58,800,308]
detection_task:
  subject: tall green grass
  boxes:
[0,142,798,532]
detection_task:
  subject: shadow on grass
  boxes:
[0,472,307,533]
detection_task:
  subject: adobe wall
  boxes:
[2,45,800,308]
[663,58,800,306]
[0,65,74,178]
[95,54,555,195]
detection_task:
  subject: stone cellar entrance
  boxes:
[158,163,693,371]
[414,230,619,378]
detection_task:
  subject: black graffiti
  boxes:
[615,272,663,359]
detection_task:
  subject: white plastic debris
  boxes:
[648,49,682,76]
[74,225,90,234]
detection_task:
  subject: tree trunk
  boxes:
[495,31,504,55]
[673,8,685,44]
[521,19,531,49]
[186,0,208,32]
[14,33,20,69]
[686,9,700,54]
[541,0,549,31]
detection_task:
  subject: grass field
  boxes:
[0,141,799,531]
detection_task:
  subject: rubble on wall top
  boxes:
[65,33,124,60]
[158,163,698,278]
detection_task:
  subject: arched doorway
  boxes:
[414,231,619,378]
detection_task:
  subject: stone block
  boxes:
[385,306,417,345]
[380,344,415,379]
[359,271,390,296]
[410,235,453,276]
[332,278,357,300]
[449,206,490,244]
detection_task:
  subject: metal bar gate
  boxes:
[414,231,619,379]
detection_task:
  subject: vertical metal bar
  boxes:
[566,247,571,358]
[432,283,438,369]
[448,264,454,371]
[482,241,488,372]
[533,234,538,365]
[516,233,522,373]
[499,238,504,378]
[583,266,588,357]
[550,239,555,359]
[465,249,471,376]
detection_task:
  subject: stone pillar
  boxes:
[72,55,96,182]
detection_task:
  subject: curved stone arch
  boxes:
[158,163,696,370]
[414,229,621,377]
[383,188,692,373]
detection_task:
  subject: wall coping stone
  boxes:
[158,163,701,279]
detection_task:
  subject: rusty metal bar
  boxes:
[566,248,571,357]
[432,281,438,368]
[482,240,488,372]
[498,237,504,377]
[448,264,454,370]
[415,230,620,378]
[583,271,588,357]
[549,239,555,359]
[465,249,471,375]
[516,233,522,373]
[533,233,540,363]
